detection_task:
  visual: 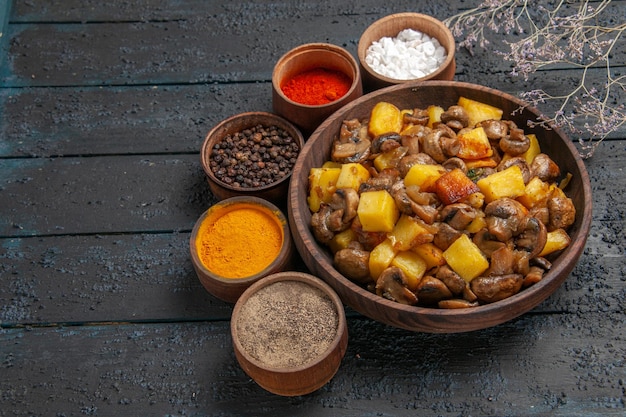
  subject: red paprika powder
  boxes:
[281,67,352,106]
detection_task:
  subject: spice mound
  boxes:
[196,203,283,279]
[210,124,300,189]
[281,68,352,106]
[236,280,339,368]
[365,28,447,80]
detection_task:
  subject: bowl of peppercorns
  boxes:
[201,112,304,206]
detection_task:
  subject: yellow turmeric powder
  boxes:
[197,204,283,278]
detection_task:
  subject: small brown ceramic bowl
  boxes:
[231,271,348,396]
[272,43,363,135]
[201,112,304,206]
[287,80,592,333]
[190,196,295,303]
[357,12,456,91]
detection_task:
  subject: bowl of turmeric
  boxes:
[190,196,295,303]
[287,80,592,333]
[272,43,363,136]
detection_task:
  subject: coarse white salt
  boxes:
[365,28,447,80]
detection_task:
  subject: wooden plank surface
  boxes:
[1,0,625,415]
[1,314,624,417]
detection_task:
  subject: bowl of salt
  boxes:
[357,12,456,91]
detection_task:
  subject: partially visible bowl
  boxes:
[287,80,592,333]
[231,271,348,396]
[357,12,456,91]
[201,112,304,207]
[190,196,295,303]
[272,43,363,135]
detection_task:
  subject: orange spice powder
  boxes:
[198,205,283,278]
[281,67,352,105]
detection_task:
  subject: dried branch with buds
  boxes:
[444,0,625,158]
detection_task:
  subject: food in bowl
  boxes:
[306,97,576,308]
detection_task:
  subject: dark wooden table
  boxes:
[1,1,624,416]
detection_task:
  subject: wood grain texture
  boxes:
[0,0,624,414]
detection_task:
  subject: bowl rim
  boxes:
[357,12,456,84]
[271,42,363,109]
[189,196,292,284]
[200,111,304,193]
[230,271,348,372]
[288,80,593,332]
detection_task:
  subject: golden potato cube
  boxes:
[465,213,487,234]
[391,251,428,291]
[369,238,398,280]
[538,228,571,257]
[369,101,403,136]
[458,96,504,127]
[307,167,341,212]
[517,176,551,209]
[434,168,481,206]
[427,105,445,128]
[403,164,446,192]
[457,126,493,160]
[387,214,434,251]
[322,160,342,169]
[412,242,446,269]
[477,165,526,203]
[328,228,357,254]
[443,234,489,282]
[357,190,399,232]
[374,146,408,172]
[335,163,370,191]
[522,134,541,165]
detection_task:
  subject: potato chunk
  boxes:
[458,96,504,127]
[369,238,398,280]
[434,168,481,205]
[443,234,489,282]
[412,242,446,269]
[538,228,571,257]
[335,162,370,191]
[404,164,446,192]
[391,251,428,291]
[387,214,434,251]
[369,101,403,136]
[357,190,399,232]
[477,165,526,203]
[308,167,341,212]
[457,126,493,160]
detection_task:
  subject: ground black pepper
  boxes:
[210,124,300,188]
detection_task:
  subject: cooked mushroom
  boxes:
[359,169,399,193]
[477,119,510,140]
[523,265,545,287]
[422,126,459,163]
[485,246,516,276]
[440,203,476,230]
[401,133,421,155]
[436,265,466,295]
[310,204,335,244]
[332,137,371,164]
[375,267,418,305]
[371,132,402,154]
[415,276,453,305]
[329,188,360,226]
[433,222,462,250]
[531,153,560,182]
[547,194,576,230]
[440,105,470,130]
[497,156,532,184]
[470,274,523,303]
[334,248,372,284]
[403,108,429,126]
[442,157,467,173]
[438,299,480,309]
[515,216,548,258]
[484,198,528,241]
[472,228,506,257]
[499,127,530,156]
[405,186,440,224]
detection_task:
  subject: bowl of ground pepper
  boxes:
[201,111,304,207]
[190,196,295,303]
[231,271,348,396]
[272,43,363,135]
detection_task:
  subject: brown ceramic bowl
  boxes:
[190,196,295,303]
[200,112,304,206]
[272,43,363,135]
[357,12,456,91]
[231,271,348,396]
[287,81,592,333]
